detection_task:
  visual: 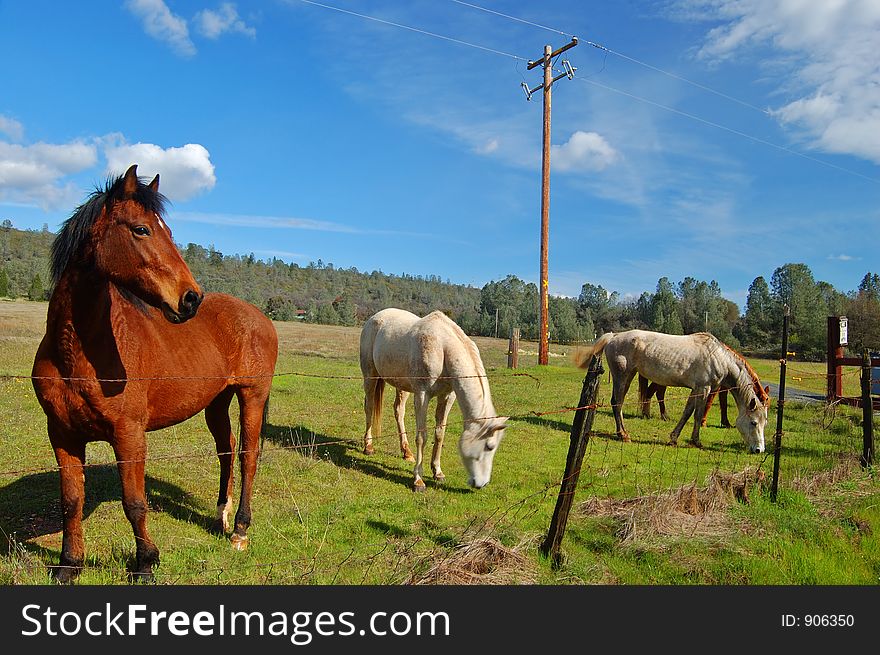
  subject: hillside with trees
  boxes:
[2,222,878,357]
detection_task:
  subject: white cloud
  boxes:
[103,138,216,201]
[828,254,859,261]
[475,138,499,155]
[551,131,619,172]
[0,115,23,142]
[0,139,97,210]
[194,3,255,39]
[685,0,880,163]
[126,0,196,57]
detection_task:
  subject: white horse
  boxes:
[360,308,507,491]
[576,330,770,452]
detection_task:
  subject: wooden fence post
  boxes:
[507,327,520,369]
[540,353,603,568]
[771,305,790,502]
[861,349,874,468]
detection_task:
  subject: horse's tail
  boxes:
[573,332,614,368]
[371,378,385,438]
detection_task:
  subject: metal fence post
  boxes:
[540,353,603,568]
[861,349,874,468]
[771,304,790,502]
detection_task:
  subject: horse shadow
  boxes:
[262,422,471,494]
[0,465,215,556]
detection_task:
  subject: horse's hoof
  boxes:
[667,440,678,447]
[403,451,415,463]
[413,480,427,493]
[128,570,155,584]
[52,564,82,585]
[618,433,631,443]
[230,534,249,551]
[433,472,446,482]
[690,440,703,449]
[363,444,374,456]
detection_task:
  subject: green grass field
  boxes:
[1,299,877,585]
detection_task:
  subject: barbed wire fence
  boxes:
[0,339,873,584]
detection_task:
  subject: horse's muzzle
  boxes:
[179,289,203,319]
[162,289,203,324]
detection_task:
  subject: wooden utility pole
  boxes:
[523,37,578,365]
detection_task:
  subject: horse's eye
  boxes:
[132,225,151,237]
[485,442,496,452]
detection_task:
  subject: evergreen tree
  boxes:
[27,273,44,301]
[0,267,8,297]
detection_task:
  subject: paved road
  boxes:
[765,381,825,405]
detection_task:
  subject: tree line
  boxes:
[1,222,878,358]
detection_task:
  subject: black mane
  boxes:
[50,172,168,285]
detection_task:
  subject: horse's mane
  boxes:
[720,341,769,404]
[427,311,491,405]
[50,172,168,285]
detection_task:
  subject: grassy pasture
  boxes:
[0,299,877,585]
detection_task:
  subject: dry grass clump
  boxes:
[578,468,766,544]
[787,454,862,495]
[406,536,538,585]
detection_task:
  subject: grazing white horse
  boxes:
[360,308,507,491]
[576,330,770,452]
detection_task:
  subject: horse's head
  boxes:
[458,416,506,489]
[91,164,203,323]
[735,385,771,454]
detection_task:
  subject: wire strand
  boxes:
[574,75,880,186]
[449,0,570,37]
[296,0,527,61]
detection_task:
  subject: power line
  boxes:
[297,0,878,185]
[296,0,527,61]
[450,0,772,116]
[583,41,771,116]
[450,0,569,37]
[574,75,880,186]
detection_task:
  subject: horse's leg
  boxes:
[230,387,269,551]
[612,368,638,441]
[111,430,159,581]
[431,392,455,481]
[656,385,668,421]
[205,388,236,534]
[362,377,379,456]
[669,393,697,446]
[394,389,415,462]
[49,425,86,584]
[701,388,719,427]
[719,389,731,428]
[411,391,430,492]
[638,375,651,418]
[690,386,711,447]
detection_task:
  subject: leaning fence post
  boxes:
[860,349,874,468]
[771,304,790,503]
[540,353,604,568]
[507,327,520,369]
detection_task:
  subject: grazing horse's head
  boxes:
[52,164,203,323]
[459,417,506,489]
[735,385,771,454]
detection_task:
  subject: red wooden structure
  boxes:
[826,316,880,409]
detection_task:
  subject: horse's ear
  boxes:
[764,385,771,407]
[122,164,139,197]
[148,174,160,192]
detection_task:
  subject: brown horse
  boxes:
[31,165,278,582]
[638,374,731,428]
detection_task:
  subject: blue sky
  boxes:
[1,1,878,309]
